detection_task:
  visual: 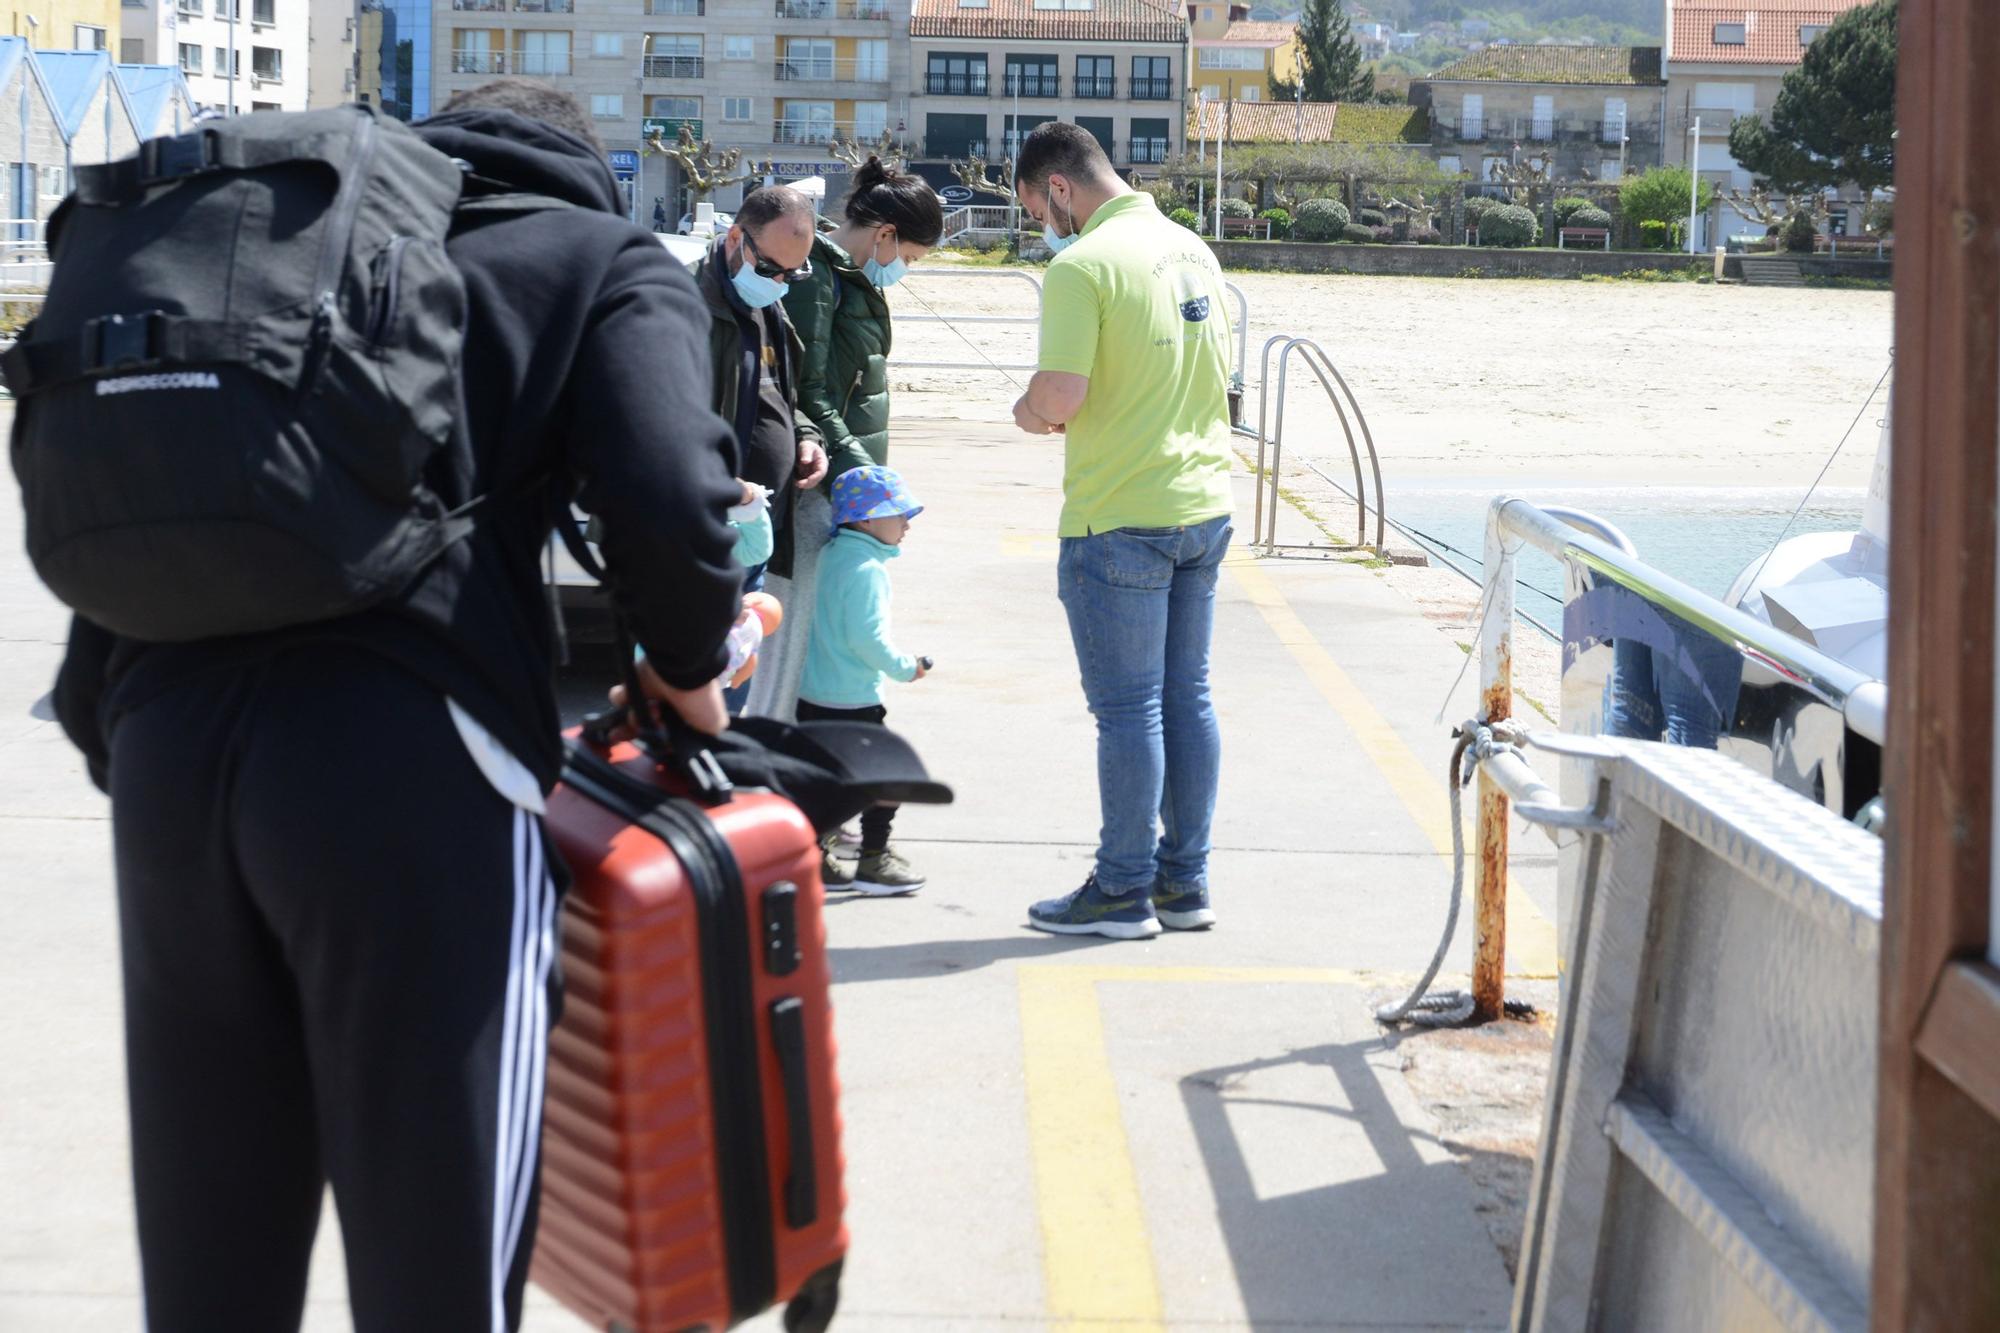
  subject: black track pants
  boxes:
[108,649,560,1332]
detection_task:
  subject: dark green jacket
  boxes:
[694,244,820,574]
[782,233,893,480]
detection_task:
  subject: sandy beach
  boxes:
[889,266,1895,490]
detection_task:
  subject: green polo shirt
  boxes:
[1037,192,1235,538]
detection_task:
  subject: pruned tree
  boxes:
[1483,156,1581,214]
[1382,188,1440,232]
[1723,185,1831,232]
[644,122,758,204]
[828,129,904,172]
[951,153,1018,203]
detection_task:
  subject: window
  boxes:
[39,166,66,200]
[649,95,699,118]
[1075,54,1113,98]
[646,34,703,77]
[926,52,988,95]
[925,112,987,160]
[1531,93,1554,139]
[1076,115,1111,158]
[73,24,107,50]
[1240,85,1259,101]
[1199,84,1221,102]
[782,38,832,80]
[591,93,624,118]
[592,32,623,56]
[251,100,279,111]
[1030,0,1090,8]
[1603,97,1627,142]
[1004,55,1058,97]
[957,0,987,7]
[1693,81,1756,122]
[855,38,887,81]
[1197,48,1264,70]
[1437,154,1462,174]
[215,47,228,74]
[644,0,701,14]
[777,101,834,144]
[1001,112,1052,155]
[1201,5,1213,16]
[1131,55,1171,99]
[252,0,273,25]
[1799,24,1827,44]
[724,35,753,60]
[1461,92,1484,138]
[1713,22,1746,45]
[453,31,501,73]
[1129,115,1169,163]
[120,37,144,62]
[854,100,887,140]
[724,96,752,121]
[1600,159,1624,180]
[514,30,571,77]
[252,46,281,81]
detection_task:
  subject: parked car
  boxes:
[677,210,734,236]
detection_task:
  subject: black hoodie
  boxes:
[52,110,743,791]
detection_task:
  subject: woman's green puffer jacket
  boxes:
[782,233,893,480]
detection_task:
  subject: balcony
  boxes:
[512,52,572,75]
[451,50,506,73]
[1678,107,1755,132]
[515,0,574,10]
[778,57,888,82]
[1126,138,1170,164]
[452,0,507,10]
[645,0,702,14]
[921,137,988,160]
[774,0,888,18]
[1074,76,1115,99]
[773,118,852,145]
[644,54,704,77]
[1129,77,1174,100]
[925,71,990,95]
[1002,73,1060,97]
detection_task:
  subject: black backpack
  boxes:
[4,103,533,642]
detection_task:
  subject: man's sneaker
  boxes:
[852,848,926,896]
[1028,874,1162,940]
[1153,881,1215,931]
[821,846,857,891]
[833,822,863,848]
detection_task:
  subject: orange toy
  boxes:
[726,591,786,687]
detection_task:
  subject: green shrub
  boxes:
[1408,225,1444,245]
[1638,219,1671,249]
[1218,197,1254,219]
[1462,194,1498,225]
[1167,207,1203,233]
[1782,211,1818,252]
[1355,207,1387,228]
[1136,180,1186,214]
[1293,197,1351,242]
[1479,203,1539,247]
[1342,222,1379,243]
[1553,196,1593,229]
[1863,197,1893,236]
[1621,166,1714,228]
[1370,224,1397,243]
[1569,206,1613,231]
[1259,207,1292,239]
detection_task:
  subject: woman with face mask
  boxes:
[747,156,944,727]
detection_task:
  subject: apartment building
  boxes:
[308,0,357,106]
[1425,44,1666,184]
[121,0,313,111]
[429,0,914,221]
[907,0,1185,177]
[1187,1,1296,104]
[1,0,118,50]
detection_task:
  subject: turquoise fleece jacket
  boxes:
[799,528,919,708]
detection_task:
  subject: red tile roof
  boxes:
[1205,20,1295,47]
[1669,1,1869,65]
[911,0,1185,43]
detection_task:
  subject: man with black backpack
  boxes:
[20,82,742,1329]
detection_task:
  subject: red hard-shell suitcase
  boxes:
[532,734,848,1333]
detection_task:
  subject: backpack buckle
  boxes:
[147,131,214,182]
[88,312,163,372]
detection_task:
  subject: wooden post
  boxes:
[1473,511,1514,1023]
[1873,0,2000,1326]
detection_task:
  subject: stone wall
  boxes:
[1207,239,1714,279]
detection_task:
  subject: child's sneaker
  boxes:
[1028,874,1161,940]
[852,848,925,896]
[821,845,857,891]
[1153,881,1215,931]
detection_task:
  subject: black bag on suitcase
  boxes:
[4,103,482,642]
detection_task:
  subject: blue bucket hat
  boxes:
[831,465,924,533]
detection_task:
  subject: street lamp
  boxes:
[1687,115,1702,255]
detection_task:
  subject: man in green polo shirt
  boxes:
[1010,121,1236,940]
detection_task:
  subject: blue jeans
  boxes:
[1058,516,1232,895]
[722,562,766,716]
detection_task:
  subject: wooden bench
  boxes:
[1558,227,1612,251]
[1220,215,1273,241]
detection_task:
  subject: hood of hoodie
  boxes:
[415,109,622,214]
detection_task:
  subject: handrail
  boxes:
[1488,496,1884,744]
[894,266,1042,373]
[1252,334,1386,553]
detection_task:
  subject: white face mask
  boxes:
[1042,188,1078,254]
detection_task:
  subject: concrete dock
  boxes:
[0,414,1559,1331]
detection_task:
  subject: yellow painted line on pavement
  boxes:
[1018,963,1392,1332]
[1225,559,1560,978]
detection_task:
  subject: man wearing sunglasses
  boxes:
[693,185,831,709]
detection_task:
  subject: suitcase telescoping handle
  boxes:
[769,996,819,1229]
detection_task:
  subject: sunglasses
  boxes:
[743,230,813,284]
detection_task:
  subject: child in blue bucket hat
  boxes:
[798,465,930,894]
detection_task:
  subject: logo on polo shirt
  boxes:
[1174,272,1210,323]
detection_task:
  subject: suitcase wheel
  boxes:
[783,1259,844,1333]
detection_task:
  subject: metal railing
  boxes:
[451,50,506,73]
[512,52,572,76]
[1074,75,1116,99]
[1002,73,1060,97]
[772,119,850,145]
[645,0,702,14]
[773,0,887,16]
[643,54,704,78]
[1126,138,1171,164]
[1247,334,1386,553]
[452,0,507,10]
[924,71,990,95]
[514,0,574,10]
[921,137,987,160]
[1129,77,1176,100]
[778,56,887,81]
[938,204,1015,241]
